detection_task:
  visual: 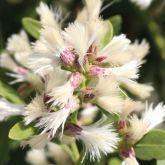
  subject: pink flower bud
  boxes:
[90,65,105,76]
[69,72,81,89]
[60,49,76,66]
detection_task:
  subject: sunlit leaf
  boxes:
[135,129,165,160]
[9,121,37,140]
[22,17,41,39]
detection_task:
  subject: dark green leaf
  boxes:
[9,121,36,140]
[135,129,165,160]
[22,17,41,39]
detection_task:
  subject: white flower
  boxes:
[24,95,46,125]
[7,30,31,66]
[0,53,20,72]
[87,19,109,46]
[0,98,24,121]
[76,118,119,161]
[127,102,165,143]
[121,80,154,99]
[26,149,48,165]
[121,99,144,119]
[36,107,70,137]
[63,22,95,67]
[6,72,27,85]
[118,39,149,65]
[85,0,102,21]
[130,0,153,10]
[99,34,131,65]
[44,68,69,93]
[37,2,62,28]
[76,0,102,23]
[122,157,139,165]
[104,60,143,81]
[21,133,50,149]
[94,76,123,113]
[48,81,74,107]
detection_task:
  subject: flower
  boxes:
[0,98,24,121]
[94,76,123,113]
[76,118,119,161]
[21,133,50,149]
[7,30,31,67]
[26,149,48,165]
[24,95,46,125]
[35,107,70,137]
[127,102,165,144]
[130,0,153,10]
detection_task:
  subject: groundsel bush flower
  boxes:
[0,0,164,164]
[130,0,153,10]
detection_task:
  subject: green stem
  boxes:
[70,142,80,163]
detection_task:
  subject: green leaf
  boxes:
[22,17,41,39]
[110,15,122,35]
[101,20,113,47]
[157,160,165,165]
[9,121,36,140]
[135,129,165,160]
[108,157,122,165]
[0,80,24,104]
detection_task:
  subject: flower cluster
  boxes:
[0,0,164,164]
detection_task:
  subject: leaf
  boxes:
[108,157,122,165]
[157,160,165,165]
[0,80,24,104]
[135,129,165,160]
[9,121,37,140]
[22,17,41,39]
[101,20,113,47]
[110,15,122,35]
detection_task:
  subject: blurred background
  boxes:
[0,0,165,164]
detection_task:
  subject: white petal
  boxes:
[99,34,131,65]
[26,149,48,165]
[36,108,70,137]
[130,0,153,9]
[7,30,31,66]
[21,133,50,149]
[48,81,74,107]
[96,96,123,113]
[63,22,90,67]
[0,98,24,121]
[24,95,46,125]
[121,80,154,99]
[85,0,102,20]
[95,76,119,96]
[0,53,20,72]
[122,157,139,165]
[37,2,60,28]
[105,60,143,80]
[76,118,119,161]
[143,102,165,131]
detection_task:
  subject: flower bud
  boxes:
[89,65,105,76]
[60,49,76,66]
[69,72,81,89]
